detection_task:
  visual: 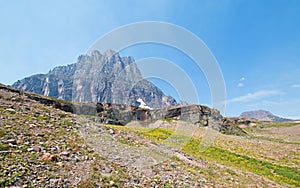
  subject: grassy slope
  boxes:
[108,124,300,187]
[1,85,299,187]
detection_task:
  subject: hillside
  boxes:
[1,84,299,187]
[240,110,292,122]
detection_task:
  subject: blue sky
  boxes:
[0,0,300,118]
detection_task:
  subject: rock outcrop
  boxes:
[0,83,244,135]
[12,49,177,108]
[95,103,245,135]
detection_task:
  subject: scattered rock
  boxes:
[71,155,80,162]
[170,162,176,168]
[5,108,16,113]
[60,151,70,157]
[50,147,57,151]
[105,167,112,173]
[33,145,41,152]
[36,133,45,137]
[0,82,286,187]
[6,139,17,144]
[8,143,17,148]
[109,129,115,135]
[56,162,64,167]
[42,153,57,161]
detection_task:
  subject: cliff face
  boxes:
[94,103,245,135]
[12,49,176,108]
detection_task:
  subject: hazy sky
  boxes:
[1,0,300,118]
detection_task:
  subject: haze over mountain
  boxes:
[12,49,177,108]
[240,110,292,122]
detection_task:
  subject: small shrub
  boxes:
[63,120,73,126]
[37,115,48,121]
[164,118,173,123]
[0,143,9,151]
[78,178,96,188]
[141,128,173,141]
[0,128,6,137]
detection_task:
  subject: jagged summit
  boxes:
[78,49,119,63]
[102,49,118,58]
[84,49,119,61]
[12,49,177,108]
[88,50,102,61]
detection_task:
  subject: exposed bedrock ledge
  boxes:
[0,83,245,135]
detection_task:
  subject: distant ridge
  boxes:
[240,110,292,122]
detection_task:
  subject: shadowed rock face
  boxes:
[12,49,177,109]
[87,103,244,135]
[96,104,223,127]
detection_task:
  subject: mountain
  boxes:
[240,110,292,122]
[12,49,177,108]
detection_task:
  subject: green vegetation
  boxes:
[133,127,300,187]
[0,143,9,151]
[63,120,73,126]
[140,128,173,141]
[245,122,298,131]
[164,118,174,123]
[0,128,6,137]
[78,178,96,188]
[59,113,67,118]
[117,137,131,145]
[100,175,122,187]
[264,122,298,128]
[183,138,300,187]
[37,115,48,121]
[247,135,300,144]
[1,85,299,187]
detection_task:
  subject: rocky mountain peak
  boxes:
[12,50,177,108]
[103,49,118,59]
[89,50,102,62]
